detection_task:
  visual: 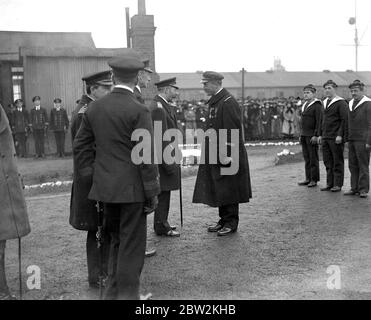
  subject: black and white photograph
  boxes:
[1,0,371,307]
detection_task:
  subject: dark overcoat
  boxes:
[192,88,252,207]
[149,95,181,191]
[73,87,160,203]
[69,95,97,231]
[0,105,31,240]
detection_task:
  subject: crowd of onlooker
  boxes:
[175,96,303,141]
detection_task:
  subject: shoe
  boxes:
[307,181,317,188]
[298,180,310,186]
[145,247,157,258]
[359,192,368,198]
[156,229,180,237]
[320,186,332,191]
[207,223,223,232]
[344,190,359,196]
[140,292,153,300]
[170,225,177,231]
[217,227,236,236]
[331,186,342,192]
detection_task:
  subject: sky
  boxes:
[1,0,371,72]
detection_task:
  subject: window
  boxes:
[11,67,24,73]
[12,75,23,101]
[12,66,24,102]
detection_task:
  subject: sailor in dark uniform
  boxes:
[29,96,48,158]
[149,78,181,237]
[50,98,69,157]
[298,84,322,187]
[318,80,348,192]
[69,70,113,291]
[12,99,29,158]
[344,80,371,198]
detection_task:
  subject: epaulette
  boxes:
[78,105,88,114]
[224,96,232,102]
[157,102,163,109]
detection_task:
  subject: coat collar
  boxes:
[323,96,344,110]
[207,88,229,106]
[349,95,371,111]
[114,84,134,94]
[302,99,321,113]
[155,95,177,120]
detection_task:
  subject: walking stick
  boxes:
[179,165,183,228]
[18,237,22,300]
[95,202,104,300]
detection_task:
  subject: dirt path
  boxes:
[4,153,371,300]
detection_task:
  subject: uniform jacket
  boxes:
[0,105,31,240]
[192,88,252,207]
[30,107,48,130]
[346,96,371,144]
[50,108,69,132]
[320,97,348,140]
[149,95,181,191]
[300,99,323,137]
[73,87,161,203]
[12,108,29,133]
[134,86,146,105]
[69,95,96,230]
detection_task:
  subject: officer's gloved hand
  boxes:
[144,196,158,215]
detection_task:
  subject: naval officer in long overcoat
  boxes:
[192,71,252,236]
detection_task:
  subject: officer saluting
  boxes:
[73,55,160,300]
[69,70,113,292]
[344,80,371,198]
[150,77,181,237]
[192,71,252,236]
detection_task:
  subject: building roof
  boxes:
[19,47,136,58]
[158,71,371,89]
[0,31,96,60]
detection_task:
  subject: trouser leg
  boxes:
[154,191,171,235]
[33,131,39,156]
[0,240,9,294]
[103,202,146,300]
[354,141,370,194]
[348,141,360,192]
[322,139,334,187]
[329,140,345,187]
[54,132,60,155]
[307,137,319,182]
[301,136,311,181]
[218,204,239,230]
[60,131,65,155]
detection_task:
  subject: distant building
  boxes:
[0,29,157,114]
[159,70,371,101]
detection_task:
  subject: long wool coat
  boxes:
[69,95,97,231]
[0,105,31,240]
[192,89,252,207]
